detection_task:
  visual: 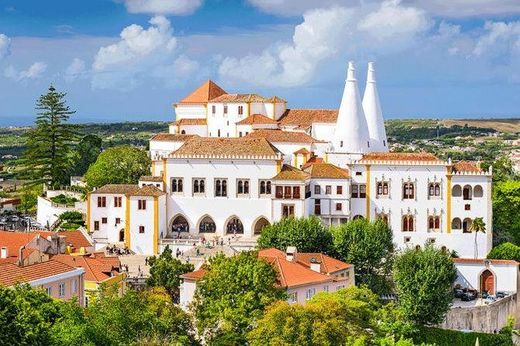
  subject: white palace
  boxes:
[86,62,493,259]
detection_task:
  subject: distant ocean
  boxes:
[0,116,171,127]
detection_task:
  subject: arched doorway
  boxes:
[462,218,472,233]
[198,215,216,233]
[353,215,364,220]
[119,229,125,242]
[452,217,462,230]
[253,217,270,235]
[171,215,189,233]
[480,269,495,295]
[226,216,244,234]
[463,185,472,200]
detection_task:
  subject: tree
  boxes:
[489,156,518,183]
[393,246,457,326]
[470,217,486,259]
[493,181,520,245]
[84,145,150,188]
[19,86,78,188]
[257,216,333,254]
[146,245,194,302]
[71,134,102,176]
[0,284,62,345]
[18,184,42,215]
[331,219,394,294]
[193,251,285,344]
[487,242,520,262]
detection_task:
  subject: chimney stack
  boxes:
[362,62,388,152]
[309,257,321,273]
[286,246,297,262]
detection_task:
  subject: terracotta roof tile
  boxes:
[209,93,267,103]
[151,133,199,142]
[293,148,310,155]
[0,260,81,286]
[304,163,350,179]
[180,268,206,281]
[360,152,440,162]
[140,176,164,182]
[245,129,322,143]
[236,114,278,125]
[0,231,55,261]
[301,156,324,170]
[265,96,287,103]
[57,230,92,249]
[131,185,166,197]
[295,253,352,273]
[178,80,227,104]
[91,184,140,195]
[171,137,282,158]
[272,165,310,181]
[53,253,121,282]
[278,109,338,129]
[174,118,207,126]
[452,160,483,173]
[453,258,518,265]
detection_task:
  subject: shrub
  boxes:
[488,242,520,262]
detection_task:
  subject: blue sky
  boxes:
[1,0,519,125]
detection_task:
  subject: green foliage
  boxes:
[488,243,520,261]
[194,251,285,344]
[84,145,150,188]
[147,246,194,302]
[491,156,519,183]
[393,246,457,326]
[50,194,79,206]
[57,211,85,230]
[0,284,62,346]
[70,134,102,176]
[18,184,42,214]
[331,219,394,294]
[18,86,78,188]
[470,217,486,259]
[257,216,333,253]
[493,181,520,245]
[412,327,513,346]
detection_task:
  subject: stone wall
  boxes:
[440,294,519,333]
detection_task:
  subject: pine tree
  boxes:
[19,86,77,188]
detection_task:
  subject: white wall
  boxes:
[88,193,127,245]
[37,197,86,228]
[454,261,519,293]
[174,104,207,120]
[311,123,335,142]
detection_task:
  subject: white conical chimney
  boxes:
[332,62,370,154]
[363,62,388,152]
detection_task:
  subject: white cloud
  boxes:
[92,16,178,89]
[0,33,11,60]
[219,1,430,87]
[4,62,47,82]
[65,58,87,82]
[124,0,203,15]
[473,21,520,57]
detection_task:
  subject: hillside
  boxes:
[441,118,520,133]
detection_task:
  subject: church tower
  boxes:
[362,62,388,152]
[332,62,370,154]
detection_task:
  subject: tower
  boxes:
[332,62,370,154]
[362,62,388,152]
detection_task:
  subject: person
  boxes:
[145,257,148,266]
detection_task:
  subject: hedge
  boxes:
[412,327,513,346]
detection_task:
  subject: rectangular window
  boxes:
[171,178,183,193]
[237,179,250,196]
[94,221,99,231]
[351,184,359,198]
[211,105,216,114]
[292,186,300,199]
[97,196,106,207]
[139,225,145,233]
[314,199,321,215]
[337,186,343,195]
[238,105,243,115]
[359,184,366,198]
[46,286,52,296]
[59,283,65,297]
[114,196,122,207]
[215,179,228,197]
[403,183,415,199]
[325,185,331,194]
[288,292,298,303]
[336,203,342,211]
[282,204,295,218]
[72,279,78,294]
[259,180,272,196]
[306,288,316,300]
[115,218,121,225]
[138,199,147,210]
[284,186,292,199]
[101,217,107,224]
[223,105,228,114]
[314,185,321,195]
[275,186,283,199]
[193,178,206,195]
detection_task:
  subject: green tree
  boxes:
[257,216,333,253]
[194,251,285,344]
[19,86,78,188]
[487,242,520,262]
[493,181,520,245]
[84,145,150,188]
[147,245,194,302]
[71,134,102,176]
[393,246,457,326]
[0,284,62,346]
[331,219,394,294]
[18,184,42,215]
[470,217,486,259]
[490,156,518,183]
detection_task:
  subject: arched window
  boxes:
[244,181,249,194]
[402,215,414,232]
[215,179,227,197]
[172,180,177,192]
[452,185,462,197]
[463,218,472,233]
[266,181,271,194]
[181,130,186,134]
[377,182,389,197]
[452,217,462,230]
[222,180,227,196]
[199,180,205,193]
[193,180,199,193]
[171,215,189,233]
[428,216,440,231]
[260,181,266,194]
[463,185,472,200]
[226,217,244,234]
[254,217,270,235]
[238,181,243,194]
[199,215,216,233]
[403,182,415,199]
[474,185,483,198]
[377,213,389,225]
[429,183,441,197]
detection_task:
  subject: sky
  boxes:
[1,0,520,125]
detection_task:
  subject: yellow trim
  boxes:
[125,196,131,248]
[276,159,282,173]
[272,102,276,119]
[324,153,328,163]
[446,166,452,234]
[292,155,297,167]
[86,192,91,231]
[154,197,159,255]
[365,165,371,219]
[247,101,251,117]
[162,158,167,187]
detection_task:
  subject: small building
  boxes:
[453,258,519,295]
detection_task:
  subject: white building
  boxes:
[86,61,493,261]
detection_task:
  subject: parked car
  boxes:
[496,291,507,298]
[454,288,464,298]
[461,292,476,301]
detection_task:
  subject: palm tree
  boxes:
[470,217,486,259]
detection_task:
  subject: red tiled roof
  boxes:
[53,253,121,282]
[57,230,92,249]
[295,253,352,274]
[151,133,199,142]
[360,152,440,162]
[452,160,483,173]
[174,118,207,126]
[178,80,227,104]
[0,260,80,286]
[452,258,518,265]
[301,156,324,170]
[245,129,322,144]
[272,165,310,181]
[180,268,206,281]
[236,114,278,125]
[172,137,281,158]
[0,231,53,261]
[210,93,267,103]
[304,163,350,179]
[278,109,338,129]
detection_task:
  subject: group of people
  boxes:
[106,244,130,255]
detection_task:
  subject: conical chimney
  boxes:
[362,62,388,152]
[332,62,370,154]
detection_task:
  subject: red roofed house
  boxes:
[179,247,354,309]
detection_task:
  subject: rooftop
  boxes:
[91,184,140,195]
[57,230,92,249]
[177,80,227,104]
[173,118,207,126]
[278,109,338,129]
[171,137,282,159]
[452,160,483,173]
[0,260,81,286]
[272,164,310,181]
[359,152,441,163]
[304,163,350,179]
[245,129,322,144]
[53,253,121,282]
[139,176,164,182]
[236,114,278,125]
[209,93,267,103]
[151,133,199,142]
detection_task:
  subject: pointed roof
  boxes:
[362,62,388,152]
[272,165,310,181]
[236,114,278,125]
[332,62,370,154]
[178,80,227,104]
[304,163,350,179]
